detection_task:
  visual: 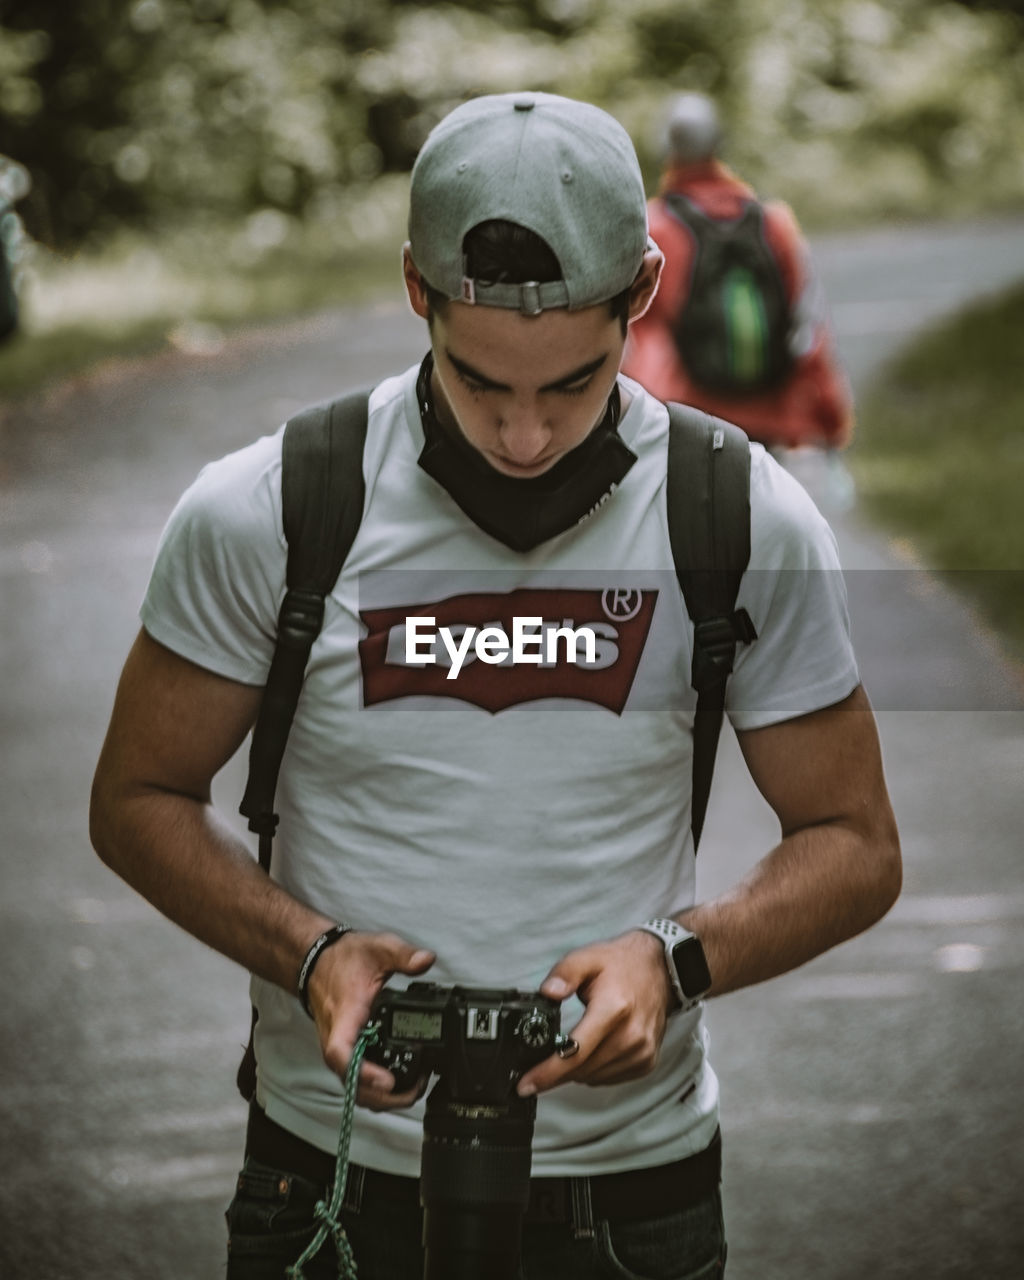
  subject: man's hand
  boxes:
[516,929,675,1098]
[91,633,439,1113]
[305,929,436,1111]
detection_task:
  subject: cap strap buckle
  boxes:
[457,274,571,314]
[518,281,543,316]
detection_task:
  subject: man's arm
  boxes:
[679,682,901,993]
[518,684,901,1095]
[90,629,433,1101]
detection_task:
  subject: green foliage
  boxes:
[0,0,407,246]
[851,281,1024,658]
[2,0,1024,254]
[629,0,734,87]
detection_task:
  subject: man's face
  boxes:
[402,244,662,479]
[424,299,629,479]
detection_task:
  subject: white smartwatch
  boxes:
[638,918,712,1012]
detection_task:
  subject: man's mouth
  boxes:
[489,453,559,477]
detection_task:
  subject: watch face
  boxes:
[672,935,712,999]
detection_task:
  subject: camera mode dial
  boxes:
[515,1008,553,1049]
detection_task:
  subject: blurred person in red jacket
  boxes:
[624,93,853,455]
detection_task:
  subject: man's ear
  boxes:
[627,244,664,323]
[403,244,431,320]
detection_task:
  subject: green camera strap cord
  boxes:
[286,1021,381,1280]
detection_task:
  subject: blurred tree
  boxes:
[948,0,1024,15]
[943,0,1024,46]
[0,0,1021,251]
[0,0,149,245]
[629,0,735,91]
[0,0,403,246]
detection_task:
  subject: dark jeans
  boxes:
[225,1155,727,1280]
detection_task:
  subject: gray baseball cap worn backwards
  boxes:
[408,92,649,316]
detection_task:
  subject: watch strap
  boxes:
[638,917,707,1011]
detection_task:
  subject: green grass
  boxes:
[0,317,172,399]
[0,199,408,401]
[850,281,1024,660]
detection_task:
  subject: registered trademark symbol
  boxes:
[601,589,643,621]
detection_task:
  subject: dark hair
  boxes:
[424,219,631,333]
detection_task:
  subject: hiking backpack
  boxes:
[664,192,793,395]
[235,389,755,1099]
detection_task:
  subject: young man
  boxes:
[623,92,854,453]
[91,92,900,1279]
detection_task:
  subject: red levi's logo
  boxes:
[359,588,658,714]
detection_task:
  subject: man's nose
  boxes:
[499,404,550,462]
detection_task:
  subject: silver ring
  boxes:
[556,1037,580,1060]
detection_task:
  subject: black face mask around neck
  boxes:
[415,353,637,553]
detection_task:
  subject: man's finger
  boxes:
[517,1015,593,1096]
[356,1070,428,1112]
[403,947,436,973]
[358,1059,399,1093]
[539,951,596,1002]
[369,936,436,981]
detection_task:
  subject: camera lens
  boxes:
[420,1076,537,1280]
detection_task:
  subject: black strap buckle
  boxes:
[692,608,757,689]
[277,587,326,648]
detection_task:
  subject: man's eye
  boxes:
[454,369,493,394]
[559,380,592,398]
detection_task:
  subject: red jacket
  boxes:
[623,161,853,449]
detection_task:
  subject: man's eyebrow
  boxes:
[446,350,609,392]
[540,355,609,392]
[446,351,509,391]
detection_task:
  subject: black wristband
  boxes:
[297,924,352,1018]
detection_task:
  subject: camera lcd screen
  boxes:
[392,1009,444,1041]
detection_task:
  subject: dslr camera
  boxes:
[365,981,568,1280]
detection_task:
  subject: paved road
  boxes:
[1,214,1022,1279]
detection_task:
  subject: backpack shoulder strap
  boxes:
[662,191,711,235]
[663,190,755,230]
[666,403,757,850]
[239,388,371,869]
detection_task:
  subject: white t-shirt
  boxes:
[141,366,859,1177]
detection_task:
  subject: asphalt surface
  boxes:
[1,213,1023,1279]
